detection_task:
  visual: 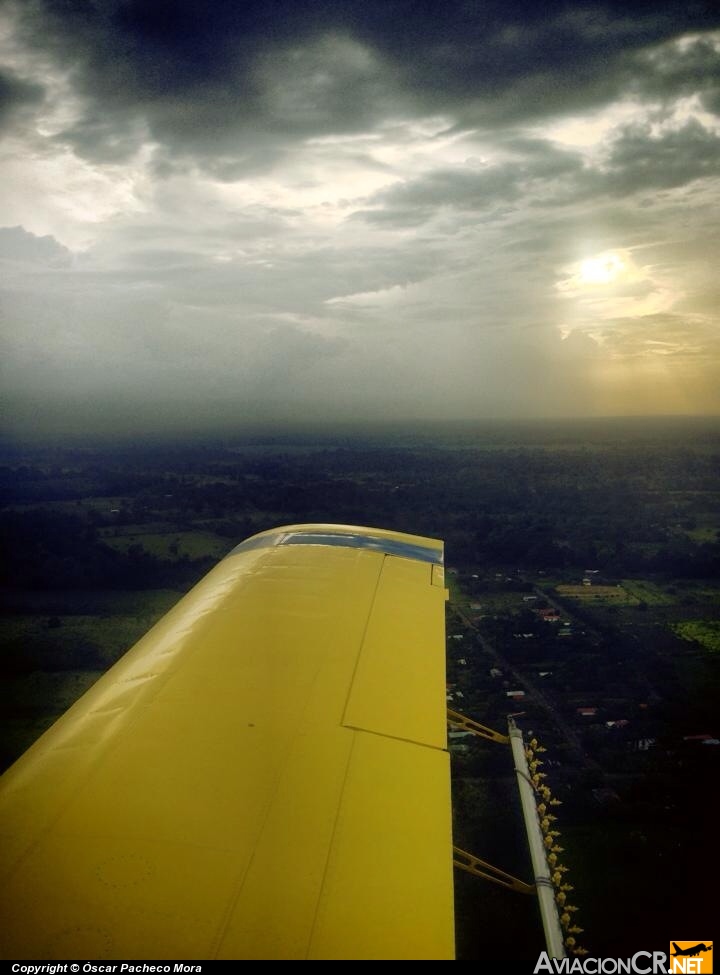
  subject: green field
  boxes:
[670,620,720,652]
[446,575,469,608]
[6,496,128,514]
[0,588,181,617]
[619,580,676,605]
[98,521,175,536]
[102,530,231,560]
[556,584,639,605]
[681,584,720,605]
[6,668,102,712]
[686,526,720,543]
[0,612,166,670]
[469,591,532,613]
[0,669,104,770]
[0,590,181,698]
[0,588,183,770]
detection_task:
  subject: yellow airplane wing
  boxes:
[0,524,454,960]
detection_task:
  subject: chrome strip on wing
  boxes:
[228,530,443,565]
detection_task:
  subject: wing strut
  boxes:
[452,847,535,895]
[447,708,508,744]
[448,709,587,959]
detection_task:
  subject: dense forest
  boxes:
[2,432,719,590]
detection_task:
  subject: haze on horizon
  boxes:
[1,0,719,439]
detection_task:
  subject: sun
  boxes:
[580,252,625,284]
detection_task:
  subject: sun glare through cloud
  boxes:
[579,252,626,285]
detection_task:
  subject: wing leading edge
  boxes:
[0,524,454,960]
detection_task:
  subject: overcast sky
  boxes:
[1,0,719,438]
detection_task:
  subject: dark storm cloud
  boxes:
[630,30,720,103]
[355,110,720,229]
[354,139,584,226]
[352,167,522,227]
[12,0,720,168]
[57,109,150,165]
[0,67,43,128]
[600,118,720,193]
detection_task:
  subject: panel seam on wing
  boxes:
[304,733,358,960]
[338,556,388,730]
[342,725,449,753]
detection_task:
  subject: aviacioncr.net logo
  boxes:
[534,952,668,974]
[668,943,713,975]
[534,947,714,975]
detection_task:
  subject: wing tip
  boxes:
[227,523,444,565]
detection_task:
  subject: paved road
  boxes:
[454,603,602,774]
